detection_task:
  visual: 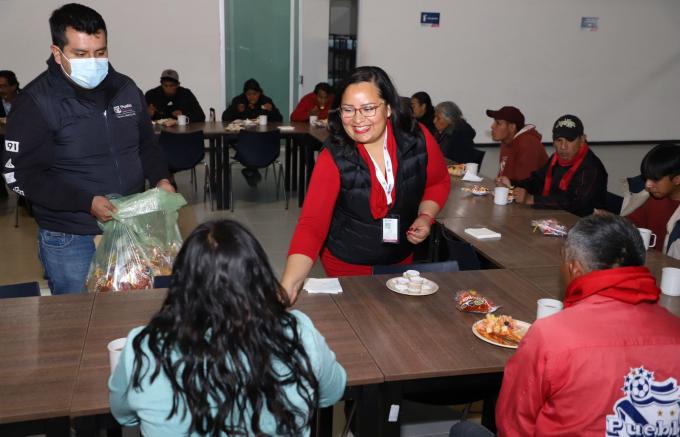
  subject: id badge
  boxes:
[382,216,399,244]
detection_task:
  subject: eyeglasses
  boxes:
[339,102,384,119]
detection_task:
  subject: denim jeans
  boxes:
[38,228,96,295]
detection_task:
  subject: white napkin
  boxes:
[277,125,295,131]
[462,172,483,182]
[464,227,502,240]
[303,278,343,294]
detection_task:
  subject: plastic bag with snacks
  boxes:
[455,290,500,314]
[531,218,568,237]
[85,189,187,292]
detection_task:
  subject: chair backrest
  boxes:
[159,130,205,172]
[153,275,172,289]
[0,281,41,299]
[605,191,624,214]
[233,130,282,168]
[372,260,459,275]
[470,148,486,171]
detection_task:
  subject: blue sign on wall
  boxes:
[420,12,440,27]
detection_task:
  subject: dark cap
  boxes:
[552,114,584,141]
[486,106,525,129]
[160,69,179,83]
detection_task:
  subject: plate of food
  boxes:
[386,270,438,296]
[462,185,490,196]
[472,314,530,349]
[447,163,466,177]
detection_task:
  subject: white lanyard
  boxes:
[367,132,395,205]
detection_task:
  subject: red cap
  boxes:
[486,106,525,129]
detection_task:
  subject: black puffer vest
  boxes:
[325,126,428,265]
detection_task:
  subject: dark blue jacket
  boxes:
[1,58,169,234]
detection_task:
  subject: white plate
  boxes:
[386,277,439,296]
[471,190,490,196]
[472,319,531,349]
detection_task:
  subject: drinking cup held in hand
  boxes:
[537,298,563,319]
[309,115,318,125]
[107,337,127,373]
[638,228,656,250]
[177,115,190,126]
[465,162,479,176]
[660,267,680,297]
[494,187,509,205]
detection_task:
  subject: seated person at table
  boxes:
[497,114,608,217]
[433,101,477,163]
[493,214,680,436]
[109,219,346,436]
[487,106,548,180]
[145,69,205,122]
[0,70,20,118]
[622,143,680,259]
[222,78,283,123]
[290,82,334,122]
[410,91,436,135]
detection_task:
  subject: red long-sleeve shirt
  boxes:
[290,92,333,122]
[288,124,450,276]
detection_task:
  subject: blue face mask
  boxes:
[60,51,109,89]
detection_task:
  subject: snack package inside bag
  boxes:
[456,290,500,314]
[85,189,187,292]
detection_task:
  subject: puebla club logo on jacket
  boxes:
[606,366,679,436]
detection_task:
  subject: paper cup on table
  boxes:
[494,187,509,205]
[258,114,267,126]
[660,267,680,296]
[107,338,127,373]
[177,115,189,126]
[309,115,318,125]
[638,228,656,250]
[465,162,479,176]
[537,298,564,319]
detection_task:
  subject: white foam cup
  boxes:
[638,228,656,250]
[537,298,564,319]
[465,162,479,176]
[309,115,318,125]
[107,337,127,373]
[494,187,509,205]
[660,267,680,297]
[258,114,267,126]
[177,115,189,126]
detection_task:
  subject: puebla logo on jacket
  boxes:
[112,103,136,118]
[606,366,679,436]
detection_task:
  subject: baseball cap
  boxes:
[552,114,584,141]
[160,69,179,83]
[486,106,525,129]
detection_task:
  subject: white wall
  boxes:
[357,0,680,143]
[299,0,330,96]
[0,0,224,114]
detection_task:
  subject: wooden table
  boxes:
[440,214,579,268]
[70,289,382,419]
[0,294,94,426]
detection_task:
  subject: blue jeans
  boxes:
[38,228,96,295]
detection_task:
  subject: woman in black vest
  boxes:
[281,66,450,301]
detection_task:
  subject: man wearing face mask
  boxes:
[0,3,174,295]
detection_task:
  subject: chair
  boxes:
[470,148,486,172]
[158,130,206,193]
[605,191,624,214]
[372,260,459,275]
[153,275,171,289]
[0,281,40,298]
[230,130,288,212]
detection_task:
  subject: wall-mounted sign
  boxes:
[581,17,599,31]
[420,12,440,28]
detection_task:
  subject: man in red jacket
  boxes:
[290,82,334,122]
[487,105,548,181]
[450,214,680,437]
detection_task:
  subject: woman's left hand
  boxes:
[406,215,432,244]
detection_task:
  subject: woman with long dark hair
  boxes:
[109,220,346,436]
[410,91,436,135]
[281,66,450,300]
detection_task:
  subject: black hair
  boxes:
[0,70,19,88]
[640,143,680,182]
[327,66,416,150]
[243,78,262,93]
[49,3,107,50]
[411,91,435,120]
[130,220,319,436]
[313,82,333,95]
[565,214,646,271]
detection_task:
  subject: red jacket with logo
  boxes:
[496,295,680,436]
